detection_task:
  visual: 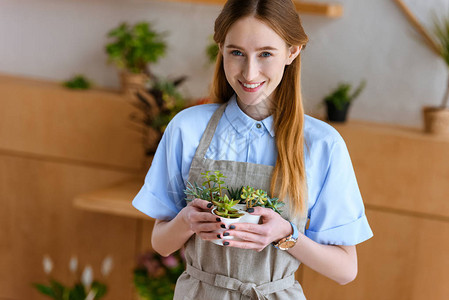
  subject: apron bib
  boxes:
[174,103,308,300]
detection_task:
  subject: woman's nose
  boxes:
[242,58,259,81]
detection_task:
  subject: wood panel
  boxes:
[301,208,449,300]
[0,74,144,171]
[74,178,151,219]
[333,121,449,218]
[0,154,140,300]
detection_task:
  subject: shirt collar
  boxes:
[224,94,275,137]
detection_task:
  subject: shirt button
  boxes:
[256,123,262,129]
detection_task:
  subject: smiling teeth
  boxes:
[242,82,262,89]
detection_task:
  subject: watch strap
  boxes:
[290,221,299,240]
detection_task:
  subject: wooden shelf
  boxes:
[163,0,343,18]
[74,178,152,220]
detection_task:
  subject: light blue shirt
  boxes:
[133,95,373,246]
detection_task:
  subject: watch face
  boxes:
[280,240,296,249]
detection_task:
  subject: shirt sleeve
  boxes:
[132,120,187,221]
[305,135,373,246]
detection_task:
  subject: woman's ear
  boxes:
[286,45,301,65]
[218,43,224,55]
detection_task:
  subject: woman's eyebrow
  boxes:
[226,44,278,51]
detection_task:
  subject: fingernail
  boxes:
[207,203,213,208]
[217,234,221,239]
[223,241,229,246]
[223,232,230,236]
[247,208,254,213]
[216,217,221,222]
[230,225,235,229]
[221,224,226,229]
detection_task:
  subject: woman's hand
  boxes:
[220,207,292,252]
[181,198,224,241]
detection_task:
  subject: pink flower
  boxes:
[143,259,161,275]
[161,255,179,268]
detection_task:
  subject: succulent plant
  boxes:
[184,170,285,219]
[212,194,244,218]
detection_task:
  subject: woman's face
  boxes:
[221,16,300,116]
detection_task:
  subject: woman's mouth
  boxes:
[239,80,265,92]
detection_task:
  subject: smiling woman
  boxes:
[133,0,373,299]
[221,16,301,120]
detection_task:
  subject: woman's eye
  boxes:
[261,52,272,57]
[231,50,243,56]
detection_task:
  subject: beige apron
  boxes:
[174,103,308,300]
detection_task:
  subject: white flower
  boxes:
[69,256,78,274]
[81,265,93,289]
[42,255,53,275]
[101,255,113,277]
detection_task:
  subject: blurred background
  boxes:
[1,0,448,299]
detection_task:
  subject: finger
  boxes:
[189,210,223,223]
[227,222,270,236]
[191,221,224,234]
[222,239,266,252]
[198,231,225,241]
[191,198,214,210]
[224,229,273,246]
[248,206,276,218]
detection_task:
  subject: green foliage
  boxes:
[105,22,167,74]
[323,80,366,110]
[63,75,91,90]
[91,282,107,299]
[431,12,449,108]
[148,79,186,133]
[133,250,185,300]
[184,170,284,218]
[184,181,214,201]
[241,186,265,208]
[264,196,285,215]
[201,171,228,202]
[432,12,449,67]
[32,280,106,300]
[206,36,219,64]
[131,76,187,156]
[212,194,244,218]
[228,186,243,203]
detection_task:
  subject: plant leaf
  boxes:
[32,283,56,298]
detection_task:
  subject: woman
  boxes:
[133,0,373,299]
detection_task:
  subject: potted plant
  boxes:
[129,76,187,158]
[105,22,167,95]
[185,171,243,246]
[33,255,112,300]
[184,170,285,246]
[323,80,366,122]
[394,0,449,134]
[422,13,449,134]
[133,250,185,300]
[63,74,92,90]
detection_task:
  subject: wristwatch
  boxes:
[273,221,299,250]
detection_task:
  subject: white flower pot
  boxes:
[239,211,261,224]
[211,208,242,246]
[233,203,247,211]
[210,208,261,246]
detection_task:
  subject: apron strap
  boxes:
[191,103,227,161]
[186,264,295,300]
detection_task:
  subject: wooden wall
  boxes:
[300,122,449,300]
[0,74,146,300]
[3,73,448,299]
